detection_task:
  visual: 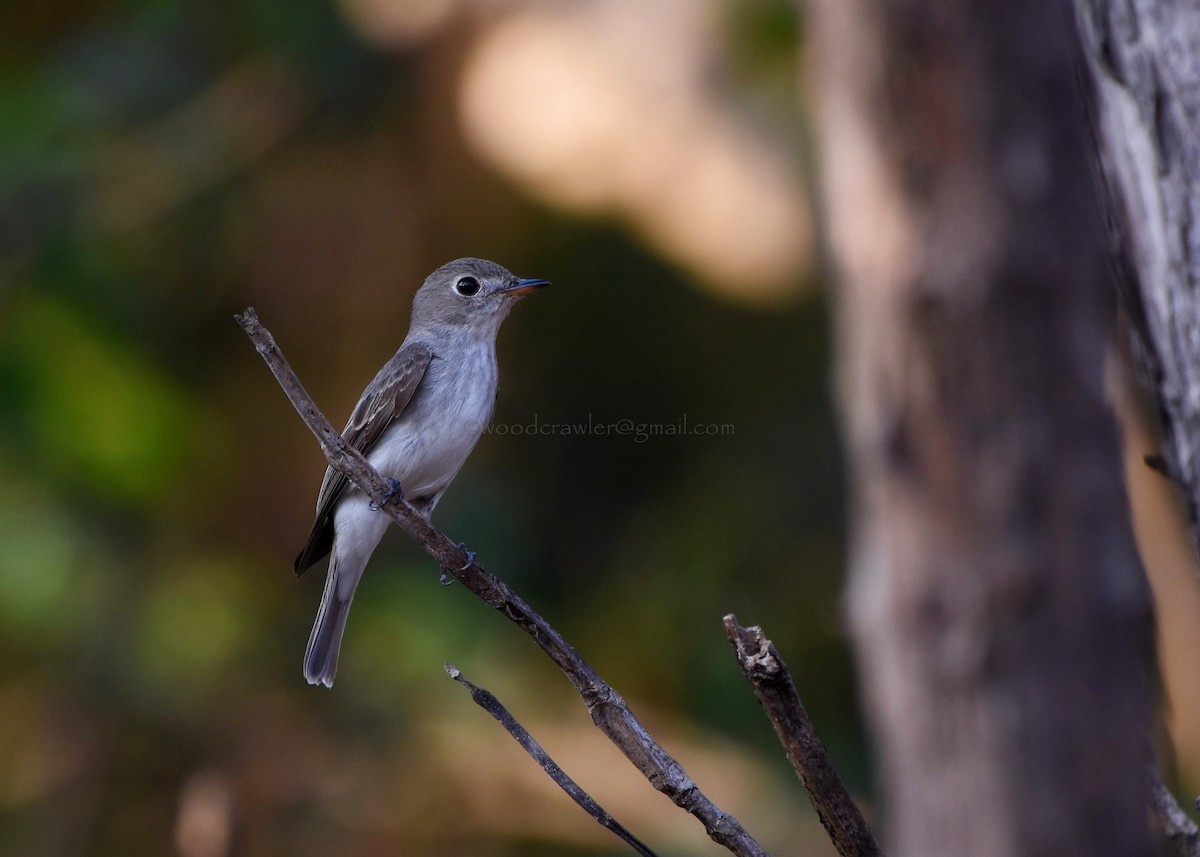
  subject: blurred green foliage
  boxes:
[0,1,865,855]
[1,291,197,503]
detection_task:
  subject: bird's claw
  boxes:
[369,478,404,511]
[438,544,475,586]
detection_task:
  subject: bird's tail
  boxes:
[304,557,356,688]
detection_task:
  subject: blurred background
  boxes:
[4,0,1200,855]
[0,1,855,855]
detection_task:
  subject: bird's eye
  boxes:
[454,276,481,297]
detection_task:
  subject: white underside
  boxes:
[330,338,498,600]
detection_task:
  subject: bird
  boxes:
[293,257,549,687]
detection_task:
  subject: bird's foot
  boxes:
[369,478,404,511]
[438,543,476,586]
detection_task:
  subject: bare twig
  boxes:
[235,308,769,857]
[1148,767,1200,857]
[724,615,880,857]
[445,664,659,857]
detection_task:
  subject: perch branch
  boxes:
[445,664,659,857]
[724,615,880,857]
[235,308,768,857]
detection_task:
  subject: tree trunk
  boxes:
[807,0,1154,854]
[1073,0,1200,548]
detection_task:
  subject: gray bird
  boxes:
[294,257,549,687]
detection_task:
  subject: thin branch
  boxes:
[235,308,769,857]
[723,615,880,857]
[1148,767,1200,857]
[445,664,659,857]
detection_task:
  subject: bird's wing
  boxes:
[293,342,434,576]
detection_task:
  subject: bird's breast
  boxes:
[367,342,499,499]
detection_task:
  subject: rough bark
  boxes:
[1070,1,1200,849]
[724,616,880,857]
[1072,0,1200,546]
[807,1,1154,855]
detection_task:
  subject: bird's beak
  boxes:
[499,277,551,296]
